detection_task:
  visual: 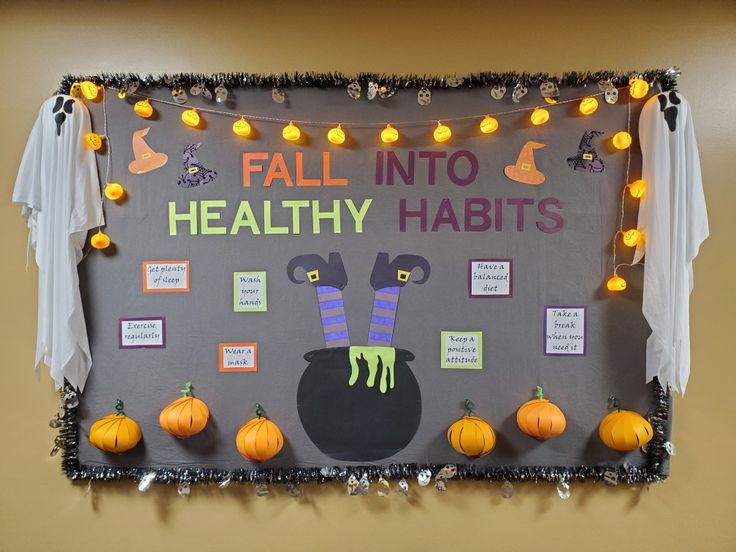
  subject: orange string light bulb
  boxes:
[327,124,346,145]
[628,179,646,199]
[381,124,399,144]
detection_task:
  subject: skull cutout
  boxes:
[347,81,361,100]
[366,82,378,100]
[171,87,188,104]
[272,87,286,104]
[125,80,140,94]
[68,82,82,97]
[215,84,228,103]
[599,79,618,104]
[490,85,506,100]
[417,469,432,486]
[189,82,205,96]
[202,87,213,100]
[512,83,528,103]
[605,87,619,104]
[539,81,559,99]
[417,87,432,106]
[378,85,395,99]
[445,76,464,88]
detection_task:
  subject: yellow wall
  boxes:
[1,1,734,550]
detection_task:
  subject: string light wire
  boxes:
[612,94,643,275]
[116,86,625,129]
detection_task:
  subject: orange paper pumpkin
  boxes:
[235,404,284,462]
[516,386,566,440]
[159,382,209,438]
[446,400,496,458]
[598,400,653,452]
[89,400,142,453]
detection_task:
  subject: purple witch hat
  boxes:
[567,130,605,173]
[177,143,217,188]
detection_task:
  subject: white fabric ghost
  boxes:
[633,91,709,395]
[12,95,103,391]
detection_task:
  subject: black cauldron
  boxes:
[297,347,422,461]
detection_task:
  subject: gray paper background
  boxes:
[78,85,652,470]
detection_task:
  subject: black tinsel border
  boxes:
[57,381,670,487]
[56,68,680,95]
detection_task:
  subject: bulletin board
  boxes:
[55,71,673,487]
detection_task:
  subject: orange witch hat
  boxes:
[504,141,546,185]
[128,127,169,174]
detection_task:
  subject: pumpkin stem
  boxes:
[255,403,265,418]
[536,386,544,400]
[180,381,193,397]
[115,399,125,415]
[608,394,621,411]
[463,399,473,417]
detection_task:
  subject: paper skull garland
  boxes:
[445,76,464,87]
[68,82,82,97]
[567,130,606,173]
[128,127,169,174]
[125,80,140,95]
[171,87,188,104]
[189,82,205,96]
[367,82,379,100]
[202,87,213,101]
[272,87,286,104]
[512,82,528,103]
[417,87,432,106]
[490,85,506,100]
[177,143,218,188]
[215,83,228,103]
[504,141,546,185]
[378,85,395,99]
[417,469,432,486]
[539,80,559,100]
[599,79,618,104]
[347,81,361,100]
